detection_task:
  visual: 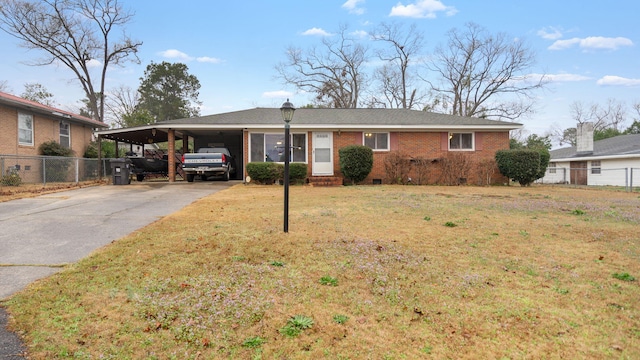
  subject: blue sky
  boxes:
[1,0,638,140]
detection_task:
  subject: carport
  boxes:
[97,125,244,182]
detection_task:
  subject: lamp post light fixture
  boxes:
[280,99,295,233]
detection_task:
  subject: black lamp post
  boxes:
[280,99,295,233]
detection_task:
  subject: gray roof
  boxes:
[550,134,640,160]
[160,107,521,129]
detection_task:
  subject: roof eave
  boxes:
[551,153,640,162]
[145,123,522,131]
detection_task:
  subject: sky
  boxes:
[0,0,638,144]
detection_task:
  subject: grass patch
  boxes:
[319,275,338,286]
[279,315,314,338]
[612,272,636,282]
[4,185,640,358]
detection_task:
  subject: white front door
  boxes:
[312,132,333,175]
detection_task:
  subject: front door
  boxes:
[312,132,333,176]
[570,161,587,185]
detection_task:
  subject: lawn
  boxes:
[4,184,640,359]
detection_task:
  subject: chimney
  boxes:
[576,122,594,154]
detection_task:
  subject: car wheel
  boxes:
[136,174,145,182]
[186,174,195,182]
[223,170,230,181]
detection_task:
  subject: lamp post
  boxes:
[280,99,295,233]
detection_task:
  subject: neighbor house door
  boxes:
[312,132,333,175]
[570,161,587,185]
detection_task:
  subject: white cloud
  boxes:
[159,49,193,61]
[196,56,223,64]
[509,73,590,85]
[537,26,563,40]
[596,75,640,86]
[342,0,365,15]
[549,36,633,51]
[545,73,592,82]
[389,0,457,19]
[301,27,332,36]
[350,30,369,38]
[85,59,102,68]
[263,90,293,99]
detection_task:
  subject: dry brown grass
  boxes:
[0,180,106,202]
[4,184,640,359]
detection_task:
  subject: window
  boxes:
[18,113,34,146]
[364,132,389,150]
[449,132,473,150]
[250,133,306,163]
[549,162,557,174]
[591,160,601,174]
[60,121,70,148]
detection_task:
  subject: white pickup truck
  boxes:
[181,147,236,182]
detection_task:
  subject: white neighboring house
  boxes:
[541,123,640,187]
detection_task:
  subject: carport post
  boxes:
[97,136,103,180]
[168,129,176,182]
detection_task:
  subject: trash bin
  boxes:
[110,158,131,185]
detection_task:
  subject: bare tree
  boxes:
[0,0,142,122]
[427,22,546,120]
[275,25,368,108]
[21,82,55,106]
[551,99,630,146]
[0,80,10,92]
[369,22,424,109]
[104,85,138,127]
[570,99,627,131]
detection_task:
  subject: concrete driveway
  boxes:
[0,181,237,300]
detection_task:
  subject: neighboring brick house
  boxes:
[97,107,521,185]
[0,91,107,157]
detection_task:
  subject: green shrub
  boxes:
[83,141,116,158]
[247,162,307,184]
[246,162,279,184]
[537,148,550,180]
[495,149,543,186]
[39,140,74,157]
[339,145,373,184]
[288,162,308,182]
[39,140,74,182]
[1,172,22,186]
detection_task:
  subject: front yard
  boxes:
[3,184,640,359]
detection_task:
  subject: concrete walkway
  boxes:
[0,181,237,358]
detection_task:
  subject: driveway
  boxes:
[0,181,237,299]
[0,181,237,358]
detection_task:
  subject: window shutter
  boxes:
[390,132,398,151]
[440,132,449,151]
[475,132,483,151]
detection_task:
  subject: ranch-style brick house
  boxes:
[0,91,108,157]
[97,107,522,185]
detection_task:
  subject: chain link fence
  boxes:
[539,166,640,192]
[0,154,115,186]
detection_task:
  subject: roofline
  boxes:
[551,154,640,162]
[100,123,521,132]
[0,91,108,128]
[97,124,158,135]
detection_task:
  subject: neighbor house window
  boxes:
[549,162,557,174]
[18,113,34,146]
[449,132,473,150]
[364,132,389,151]
[591,160,601,174]
[60,121,70,148]
[250,133,306,163]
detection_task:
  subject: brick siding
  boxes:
[243,130,510,185]
[0,104,96,157]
